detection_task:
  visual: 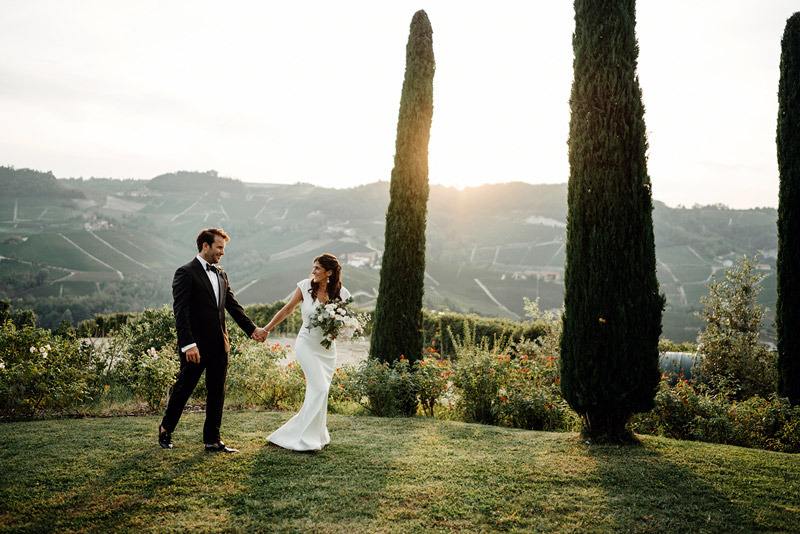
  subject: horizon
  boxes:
[28,167,774,209]
[1,1,797,209]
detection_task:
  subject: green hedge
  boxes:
[421,310,545,357]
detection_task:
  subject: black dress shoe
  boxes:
[159,426,173,449]
[205,441,238,453]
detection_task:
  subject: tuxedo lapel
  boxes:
[192,259,218,306]
[216,270,225,310]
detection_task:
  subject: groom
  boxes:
[159,227,266,452]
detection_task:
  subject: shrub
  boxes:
[414,352,452,417]
[115,346,180,411]
[629,376,800,452]
[449,349,510,425]
[0,321,103,417]
[695,254,777,399]
[347,357,417,417]
[494,353,578,432]
[243,302,303,335]
[227,342,305,409]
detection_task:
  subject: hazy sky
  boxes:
[1,1,796,208]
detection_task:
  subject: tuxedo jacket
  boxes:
[172,258,256,357]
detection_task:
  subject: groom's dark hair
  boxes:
[196,228,230,252]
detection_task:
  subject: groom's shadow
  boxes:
[24,435,211,532]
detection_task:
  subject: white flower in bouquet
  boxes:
[307,296,370,349]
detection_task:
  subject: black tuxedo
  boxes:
[161,258,256,443]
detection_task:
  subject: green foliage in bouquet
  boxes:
[307,297,369,349]
[561,0,664,443]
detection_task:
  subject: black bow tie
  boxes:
[206,263,217,273]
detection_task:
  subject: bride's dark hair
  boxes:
[310,253,342,302]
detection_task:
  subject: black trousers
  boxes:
[161,351,228,444]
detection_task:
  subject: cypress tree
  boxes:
[777,12,800,406]
[370,11,435,374]
[560,0,665,442]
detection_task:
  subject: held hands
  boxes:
[185,346,201,364]
[251,327,268,343]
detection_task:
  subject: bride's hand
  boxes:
[251,327,267,343]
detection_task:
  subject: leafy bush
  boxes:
[449,347,510,425]
[0,321,104,417]
[226,342,305,409]
[695,254,777,399]
[346,358,417,417]
[115,346,179,410]
[414,352,451,417]
[243,302,303,335]
[105,306,179,411]
[629,376,800,452]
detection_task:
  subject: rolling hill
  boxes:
[0,168,778,342]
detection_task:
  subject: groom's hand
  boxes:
[185,346,200,364]
[251,327,267,343]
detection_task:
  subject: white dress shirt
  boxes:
[181,255,221,353]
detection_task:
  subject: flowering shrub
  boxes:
[329,364,358,406]
[494,353,578,432]
[414,350,451,417]
[346,357,416,417]
[0,321,103,417]
[227,342,305,409]
[629,376,800,452]
[449,350,510,425]
[115,346,180,410]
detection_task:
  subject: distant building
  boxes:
[343,251,379,268]
[84,216,110,231]
[512,270,561,282]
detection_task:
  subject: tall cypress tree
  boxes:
[370,11,434,373]
[777,12,800,406]
[560,0,664,442]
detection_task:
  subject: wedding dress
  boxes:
[267,278,350,451]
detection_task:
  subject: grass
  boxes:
[1,412,798,533]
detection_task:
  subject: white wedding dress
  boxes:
[267,278,350,451]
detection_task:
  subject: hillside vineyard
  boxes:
[0,168,778,342]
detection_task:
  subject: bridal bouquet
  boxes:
[307,296,369,349]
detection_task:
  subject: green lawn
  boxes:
[1,411,798,533]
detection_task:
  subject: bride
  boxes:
[262,253,350,451]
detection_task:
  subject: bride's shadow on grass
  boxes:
[226,416,405,529]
